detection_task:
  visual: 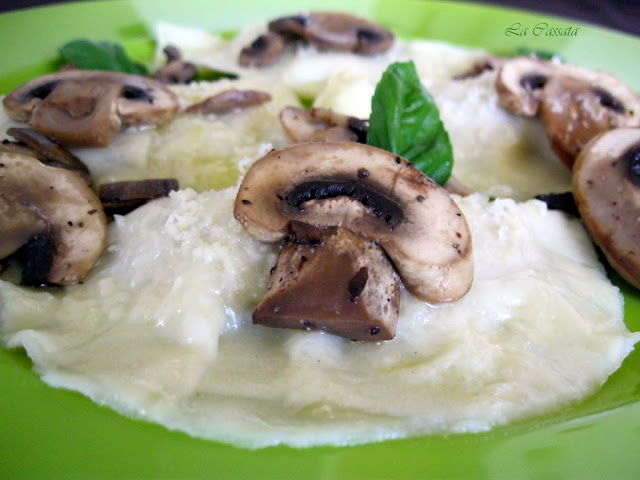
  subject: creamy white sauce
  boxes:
[0,19,637,449]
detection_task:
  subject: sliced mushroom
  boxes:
[3,70,179,147]
[99,178,179,216]
[572,128,640,289]
[268,12,394,55]
[152,45,198,85]
[496,57,640,167]
[253,221,400,340]
[5,127,92,185]
[279,106,367,143]
[538,74,640,167]
[239,32,286,67]
[185,89,271,115]
[234,142,473,303]
[495,57,556,116]
[0,151,107,285]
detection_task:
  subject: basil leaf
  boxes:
[367,61,453,185]
[59,39,149,75]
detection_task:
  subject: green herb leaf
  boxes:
[59,39,149,75]
[367,61,453,185]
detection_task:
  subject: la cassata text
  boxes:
[505,22,579,37]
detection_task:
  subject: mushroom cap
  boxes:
[0,151,107,284]
[268,11,394,55]
[3,70,179,147]
[234,142,473,303]
[573,128,640,289]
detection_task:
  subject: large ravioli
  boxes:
[0,189,636,447]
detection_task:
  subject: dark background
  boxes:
[0,0,639,36]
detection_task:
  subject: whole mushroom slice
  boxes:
[5,127,92,185]
[185,89,272,115]
[279,106,367,143]
[539,74,640,167]
[254,221,400,341]
[3,70,179,147]
[572,128,640,289]
[268,11,394,55]
[496,57,640,167]
[495,57,557,116]
[0,151,107,285]
[234,142,473,303]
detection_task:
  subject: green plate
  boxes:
[1,1,639,478]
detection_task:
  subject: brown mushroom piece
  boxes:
[279,106,367,143]
[572,128,640,289]
[99,178,179,216]
[4,127,92,185]
[185,89,272,115]
[234,142,473,303]
[253,221,401,340]
[0,151,107,285]
[152,45,198,84]
[496,57,640,167]
[268,12,394,55]
[2,70,179,147]
[239,32,286,67]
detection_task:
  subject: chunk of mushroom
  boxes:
[234,142,473,303]
[572,128,640,289]
[99,178,179,216]
[3,70,179,147]
[0,151,107,285]
[253,221,400,340]
[496,57,640,168]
